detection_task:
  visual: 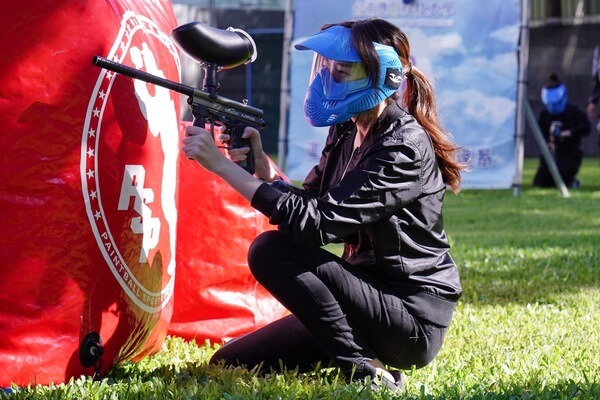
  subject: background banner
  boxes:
[286,0,521,189]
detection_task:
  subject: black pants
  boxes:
[533,152,582,187]
[210,230,446,375]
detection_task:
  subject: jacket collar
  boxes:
[360,102,406,150]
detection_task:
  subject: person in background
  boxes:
[586,45,600,156]
[533,73,590,188]
[182,18,465,391]
[586,45,600,121]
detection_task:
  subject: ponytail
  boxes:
[402,65,465,194]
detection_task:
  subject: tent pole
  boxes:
[277,0,293,171]
[513,0,530,197]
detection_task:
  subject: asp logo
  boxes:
[82,11,180,313]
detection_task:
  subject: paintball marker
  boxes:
[92,21,265,174]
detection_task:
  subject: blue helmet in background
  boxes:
[541,82,567,115]
[295,25,403,127]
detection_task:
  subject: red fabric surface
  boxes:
[0,0,180,385]
[0,1,287,387]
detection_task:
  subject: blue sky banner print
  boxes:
[286,0,521,189]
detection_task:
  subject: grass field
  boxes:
[3,158,599,399]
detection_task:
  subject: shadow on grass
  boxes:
[454,239,599,305]
[445,182,600,306]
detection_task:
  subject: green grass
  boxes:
[3,158,600,399]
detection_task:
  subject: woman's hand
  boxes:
[182,124,267,203]
[215,126,280,182]
[182,125,229,174]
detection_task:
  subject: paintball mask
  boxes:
[541,83,567,115]
[295,25,403,127]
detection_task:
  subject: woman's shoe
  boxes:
[351,360,403,392]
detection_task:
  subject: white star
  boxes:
[94,210,102,220]
[89,190,97,200]
[92,108,100,117]
[88,128,96,138]
[87,169,95,179]
[98,91,106,100]
[87,148,95,158]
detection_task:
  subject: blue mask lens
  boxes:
[541,84,567,115]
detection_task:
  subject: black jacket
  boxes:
[252,102,461,326]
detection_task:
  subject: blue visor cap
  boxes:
[294,25,361,62]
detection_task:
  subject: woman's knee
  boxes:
[209,337,254,369]
[247,230,289,280]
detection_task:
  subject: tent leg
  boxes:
[512,0,530,197]
[276,0,293,171]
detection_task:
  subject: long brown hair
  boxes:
[331,18,466,193]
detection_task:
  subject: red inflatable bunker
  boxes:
[0,0,182,385]
[0,0,287,387]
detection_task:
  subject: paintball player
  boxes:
[533,73,590,188]
[182,18,465,391]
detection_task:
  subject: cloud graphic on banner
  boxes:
[441,52,518,92]
[404,28,466,75]
[441,89,515,145]
[489,24,520,44]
